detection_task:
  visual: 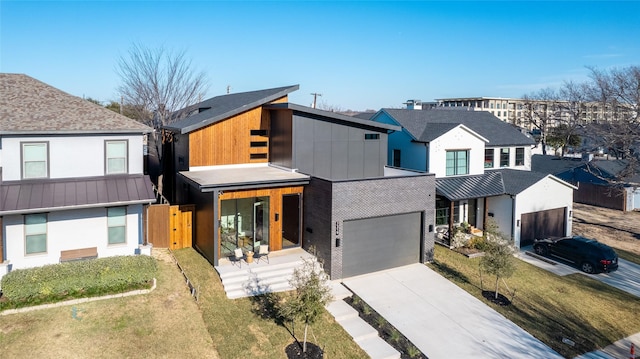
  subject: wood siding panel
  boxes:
[188,97,288,167]
[218,186,303,252]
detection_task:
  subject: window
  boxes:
[515,147,525,166]
[106,140,128,174]
[484,149,494,168]
[393,149,401,167]
[250,129,268,136]
[108,207,127,244]
[500,148,510,167]
[365,133,380,140]
[446,150,469,176]
[25,214,47,254]
[22,142,48,179]
[250,141,268,147]
[250,153,268,160]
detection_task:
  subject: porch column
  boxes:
[483,197,488,228]
[448,201,455,234]
[213,190,220,266]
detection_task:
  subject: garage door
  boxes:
[520,207,566,247]
[342,212,422,278]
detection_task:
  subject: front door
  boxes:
[282,194,300,248]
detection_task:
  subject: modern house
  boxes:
[533,154,640,211]
[370,107,576,248]
[162,85,435,279]
[0,73,156,282]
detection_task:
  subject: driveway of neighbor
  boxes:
[518,248,640,298]
[342,264,563,359]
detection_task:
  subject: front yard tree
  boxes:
[280,258,333,354]
[480,220,516,300]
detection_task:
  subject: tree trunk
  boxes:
[303,323,308,353]
[495,276,500,299]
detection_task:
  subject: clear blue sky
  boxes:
[2,1,639,111]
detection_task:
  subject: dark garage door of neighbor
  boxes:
[342,212,422,278]
[520,207,566,247]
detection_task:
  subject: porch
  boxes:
[214,247,321,299]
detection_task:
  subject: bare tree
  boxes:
[585,66,640,179]
[116,43,209,130]
[521,88,560,155]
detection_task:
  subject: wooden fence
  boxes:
[574,182,626,211]
[147,204,194,250]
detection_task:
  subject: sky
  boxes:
[1,1,639,111]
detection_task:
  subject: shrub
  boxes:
[1,255,157,307]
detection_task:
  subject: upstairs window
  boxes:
[515,147,525,166]
[25,213,47,254]
[446,150,469,176]
[484,149,494,168]
[365,133,380,140]
[500,148,510,167]
[107,207,127,244]
[22,142,48,179]
[106,140,128,174]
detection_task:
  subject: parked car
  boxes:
[533,236,619,274]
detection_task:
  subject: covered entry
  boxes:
[342,212,422,278]
[520,207,566,247]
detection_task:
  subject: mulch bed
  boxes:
[285,342,324,359]
[344,295,427,359]
[481,290,512,306]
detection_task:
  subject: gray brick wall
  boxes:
[303,173,436,279]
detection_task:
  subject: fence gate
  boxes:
[147,204,193,249]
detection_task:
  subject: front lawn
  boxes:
[172,247,367,359]
[427,245,640,358]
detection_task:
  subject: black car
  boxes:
[533,236,619,273]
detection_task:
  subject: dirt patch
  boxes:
[572,203,640,255]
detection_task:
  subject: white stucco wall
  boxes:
[429,128,485,177]
[2,134,145,181]
[2,204,144,275]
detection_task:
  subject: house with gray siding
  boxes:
[0,74,156,282]
[163,87,435,279]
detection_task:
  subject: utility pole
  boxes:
[310,93,322,109]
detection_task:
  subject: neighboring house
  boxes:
[162,85,435,279]
[533,154,640,211]
[370,107,576,248]
[0,74,156,282]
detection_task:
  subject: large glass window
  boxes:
[515,147,525,166]
[484,148,494,168]
[500,148,510,167]
[220,197,270,257]
[108,207,127,244]
[106,140,128,174]
[446,150,469,176]
[22,142,48,179]
[25,214,47,254]
[435,197,459,225]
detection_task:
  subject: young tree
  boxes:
[279,258,333,354]
[480,219,516,300]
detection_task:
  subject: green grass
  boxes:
[172,247,367,359]
[427,245,640,358]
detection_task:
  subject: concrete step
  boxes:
[357,336,401,359]
[226,281,294,299]
[326,300,359,322]
[329,280,353,300]
[338,316,379,343]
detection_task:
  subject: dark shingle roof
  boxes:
[0,175,156,215]
[531,154,585,175]
[436,172,505,201]
[381,109,534,146]
[496,169,549,195]
[165,85,299,134]
[0,73,152,134]
[589,159,640,183]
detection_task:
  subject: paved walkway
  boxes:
[342,264,563,359]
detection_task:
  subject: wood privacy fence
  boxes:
[574,182,626,211]
[147,204,194,250]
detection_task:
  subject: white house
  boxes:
[0,73,156,282]
[371,107,576,248]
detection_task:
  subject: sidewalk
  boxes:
[575,332,640,359]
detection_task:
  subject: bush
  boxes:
[1,255,157,307]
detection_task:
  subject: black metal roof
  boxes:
[436,172,505,201]
[0,175,156,215]
[495,169,550,195]
[380,108,535,146]
[165,85,299,134]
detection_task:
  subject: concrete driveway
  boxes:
[342,264,563,359]
[518,249,640,298]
